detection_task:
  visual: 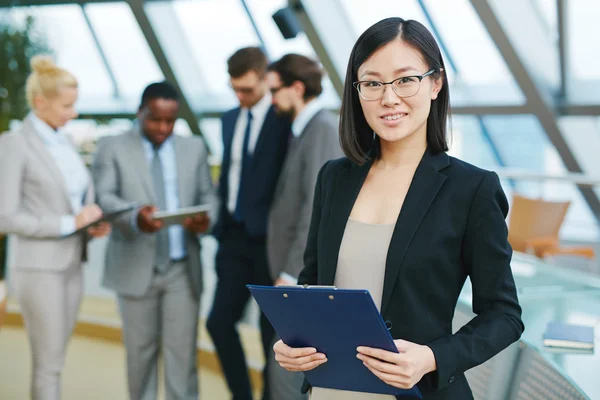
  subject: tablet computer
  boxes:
[152,204,212,227]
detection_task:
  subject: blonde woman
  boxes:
[0,56,110,399]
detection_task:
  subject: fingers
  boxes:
[273,340,327,372]
[357,353,408,376]
[362,362,413,389]
[357,346,399,364]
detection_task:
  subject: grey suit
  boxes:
[266,109,342,400]
[92,129,216,400]
[0,119,93,400]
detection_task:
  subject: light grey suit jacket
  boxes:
[0,119,93,271]
[92,129,216,299]
[267,110,343,281]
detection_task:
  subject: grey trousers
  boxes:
[268,336,308,400]
[13,264,83,400]
[118,261,200,400]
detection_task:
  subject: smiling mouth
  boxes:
[381,113,408,121]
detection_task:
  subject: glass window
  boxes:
[558,117,600,201]
[569,0,600,81]
[244,0,316,60]
[172,0,261,94]
[338,0,523,104]
[483,115,599,241]
[533,0,557,33]
[84,2,164,103]
[448,116,500,170]
[244,0,339,105]
[6,5,114,102]
[423,0,515,86]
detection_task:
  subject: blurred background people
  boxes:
[92,81,216,400]
[265,53,342,399]
[206,47,290,400]
[0,55,110,400]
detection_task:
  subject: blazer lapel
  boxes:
[251,106,277,171]
[22,119,73,211]
[380,150,449,316]
[128,130,156,203]
[222,108,240,173]
[322,160,372,285]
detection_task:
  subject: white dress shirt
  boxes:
[140,134,186,260]
[291,97,324,138]
[30,113,89,236]
[227,93,272,214]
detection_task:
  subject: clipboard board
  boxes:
[247,285,423,397]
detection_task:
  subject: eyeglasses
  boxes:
[353,69,437,101]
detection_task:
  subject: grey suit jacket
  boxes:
[92,129,216,299]
[0,119,93,271]
[267,110,343,281]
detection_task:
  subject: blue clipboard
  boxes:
[247,285,422,398]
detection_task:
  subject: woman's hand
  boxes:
[356,339,437,389]
[75,204,103,230]
[273,339,328,372]
[87,222,111,238]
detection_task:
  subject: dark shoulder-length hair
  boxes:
[340,17,450,165]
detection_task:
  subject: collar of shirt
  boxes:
[245,92,272,121]
[29,112,67,146]
[138,124,174,156]
[291,97,323,138]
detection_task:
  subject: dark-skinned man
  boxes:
[93,81,216,400]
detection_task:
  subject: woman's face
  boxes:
[356,38,442,146]
[34,87,79,129]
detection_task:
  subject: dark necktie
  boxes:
[234,110,253,222]
[151,148,170,272]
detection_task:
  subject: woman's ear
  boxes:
[33,94,47,111]
[430,68,444,100]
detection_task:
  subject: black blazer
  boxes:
[213,105,291,239]
[298,149,524,400]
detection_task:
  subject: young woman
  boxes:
[0,56,110,400]
[273,17,524,400]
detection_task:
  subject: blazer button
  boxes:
[448,376,455,384]
[385,320,392,330]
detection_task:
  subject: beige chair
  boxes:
[508,194,595,260]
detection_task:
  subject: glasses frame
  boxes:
[353,69,437,101]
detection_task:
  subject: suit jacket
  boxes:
[92,129,216,299]
[298,149,524,399]
[0,119,93,271]
[213,106,291,239]
[267,110,342,281]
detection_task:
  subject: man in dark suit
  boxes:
[206,47,291,400]
[265,54,342,399]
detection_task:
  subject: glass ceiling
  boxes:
[2,0,600,241]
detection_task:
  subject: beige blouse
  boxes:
[310,219,396,400]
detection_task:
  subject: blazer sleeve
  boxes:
[0,133,62,238]
[282,131,340,279]
[298,160,331,286]
[427,171,524,391]
[91,138,138,237]
[193,138,218,231]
